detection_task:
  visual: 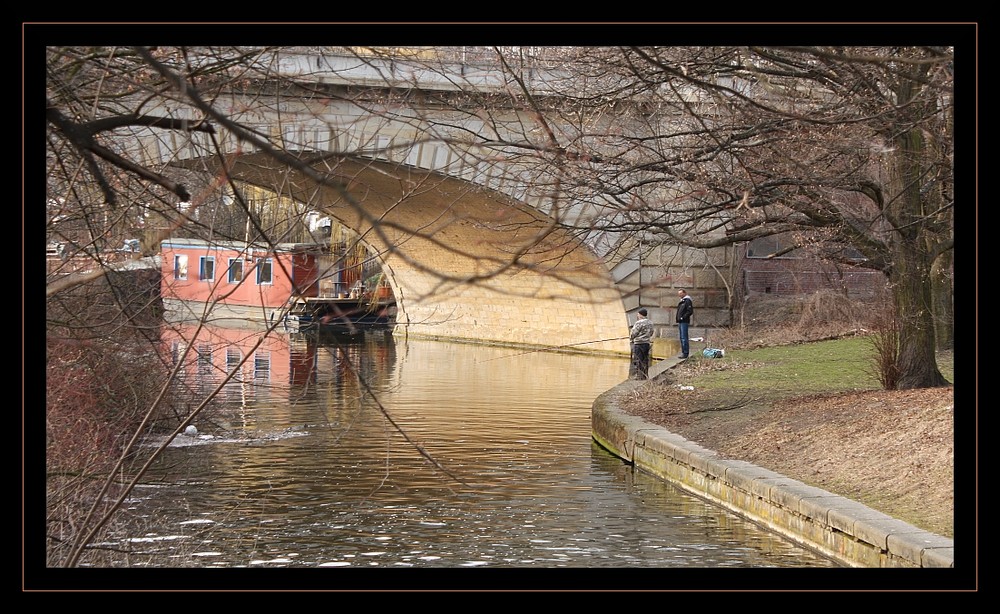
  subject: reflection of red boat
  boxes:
[160,321,399,404]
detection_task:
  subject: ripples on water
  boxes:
[124,327,838,579]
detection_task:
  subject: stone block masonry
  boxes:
[591,376,954,569]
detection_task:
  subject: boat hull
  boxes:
[282,297,396,333]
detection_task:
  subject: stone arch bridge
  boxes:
[127,50,729,354]
[220,152,628,354]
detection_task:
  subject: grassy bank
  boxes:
[623,335,957,539]
[680,336,954,397]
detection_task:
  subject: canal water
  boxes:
[126,325,838,583]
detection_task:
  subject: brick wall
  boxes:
[737,247,882,299]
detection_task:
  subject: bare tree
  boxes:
[43,44,566,567]
[411,45,955,389]
[602,46,954,390]
[40,41,960,567]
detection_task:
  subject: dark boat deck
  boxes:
[282,296,396,332]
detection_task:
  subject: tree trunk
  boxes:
[931,250,954,350]
[885,66,948,390]
[890,244,949,389]
[887,115,949,389]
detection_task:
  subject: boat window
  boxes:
[228,258,243,283]
[173,254,188,280]
[256,258,273,285]
[200,256,215,282]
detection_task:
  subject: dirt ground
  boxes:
[613,293,956,539]
[615,379,954,538]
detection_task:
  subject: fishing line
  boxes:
[476,336,630,362]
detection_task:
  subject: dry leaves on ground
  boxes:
[616,384,955,538]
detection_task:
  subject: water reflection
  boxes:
[130,324,838,574]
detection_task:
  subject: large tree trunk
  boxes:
[887,106,949,389]
[890,243,949,389]
[931,250,954,350]
[884,64,948,390]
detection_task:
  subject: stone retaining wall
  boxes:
[591,378,955,568]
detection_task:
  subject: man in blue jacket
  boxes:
[676,289,694,358]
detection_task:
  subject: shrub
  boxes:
[45,336,171,567]
[718,289,875,350]
[865,287,903,390]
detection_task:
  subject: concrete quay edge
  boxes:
[591,358,954,569]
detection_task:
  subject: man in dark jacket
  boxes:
[675,289,694,358]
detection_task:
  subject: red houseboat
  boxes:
[159,238,395,332]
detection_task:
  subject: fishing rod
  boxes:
[477,336,631,362]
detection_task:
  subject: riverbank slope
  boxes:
[592,355,955,569]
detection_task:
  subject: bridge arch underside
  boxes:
[219,153,630,356]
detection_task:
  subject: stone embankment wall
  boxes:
[591,378,955,569]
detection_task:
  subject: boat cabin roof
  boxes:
[161,237,327,255]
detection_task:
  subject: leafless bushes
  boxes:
[45,335,174,567]
[714,287,908,391]
[45,267,176,567]
[717,290,876,349]
[865,288,903,390]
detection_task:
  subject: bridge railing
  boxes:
[273,47,574,95]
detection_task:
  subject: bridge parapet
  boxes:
[129,84,596,231]
[273,49,571,95]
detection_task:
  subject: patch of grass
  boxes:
[936,349,955,384]
[683,336,954,398]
